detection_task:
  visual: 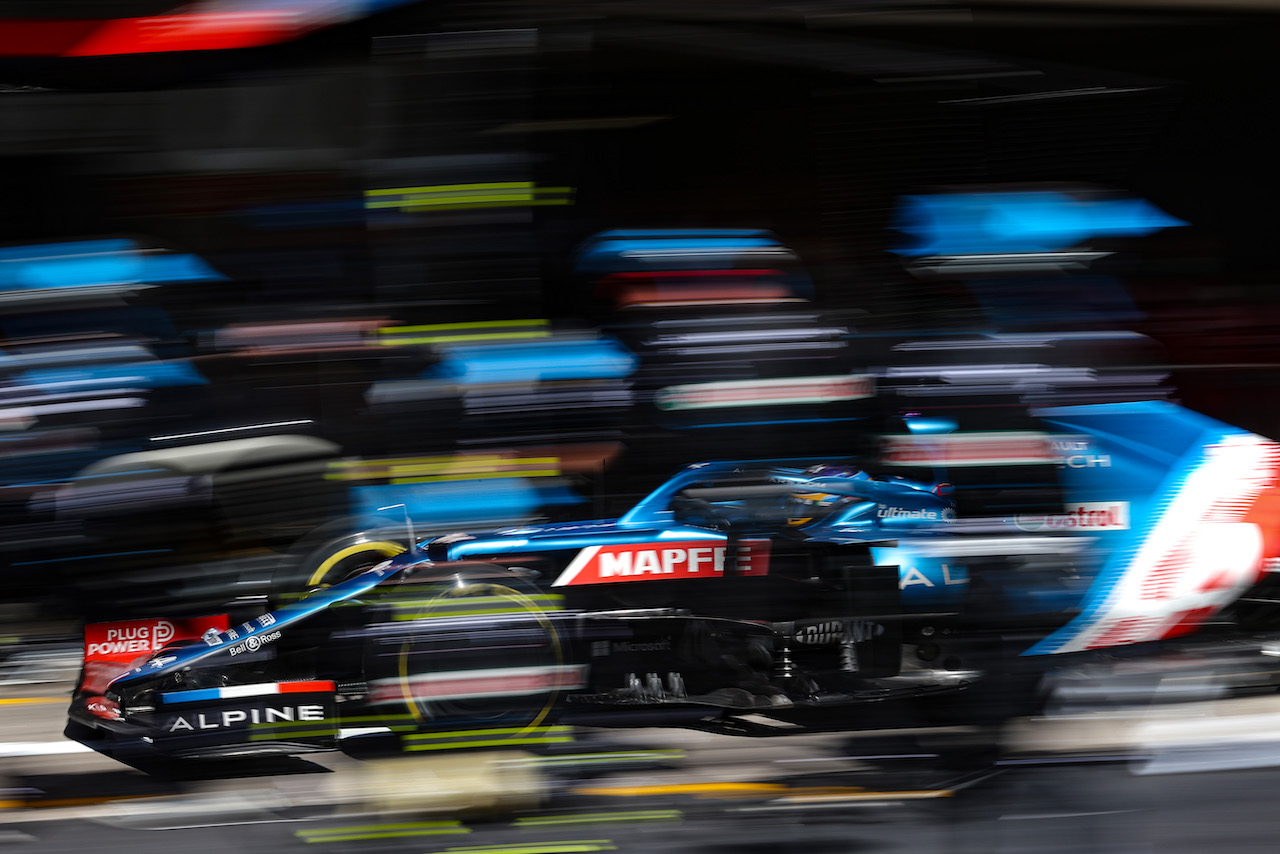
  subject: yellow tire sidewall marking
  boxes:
[307,541,406,588]
[398,582,565,734]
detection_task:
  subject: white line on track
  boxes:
[0,742,91,758]
[0,728,391,758]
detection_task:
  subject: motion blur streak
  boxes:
[366,183,575,212]
[151,420,314,442]
[893,190,1187,257]
[0,0,427,57]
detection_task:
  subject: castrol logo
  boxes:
[1016,502,1130,532]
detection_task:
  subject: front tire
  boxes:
[272,527,409,606]
[367,572,575,743]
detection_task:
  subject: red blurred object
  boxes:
[67,12,298,56]
[84,695,123,721]
[0,20,100,56]
[597,269,797,307]
[0,5,333,58]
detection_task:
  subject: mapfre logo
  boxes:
[550,540,771,586]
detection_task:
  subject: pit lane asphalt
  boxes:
[8,674,1280,853]
[5,750,1280,854]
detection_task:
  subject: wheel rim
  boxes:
[393,580,568,736]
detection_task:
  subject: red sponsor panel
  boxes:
[84,616,230,664]
[79,615,229,694]
[551,539,771,587]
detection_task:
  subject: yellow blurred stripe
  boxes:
[442,843,613,854]
[0,698,64,705]
[370,194,532,209]
[387,457,558,478]
[0,795,154,810]
[574,782,787,798]
[328,453,561,483]
[365,183,573,213]
[405,726,572,739]
[367,182,535,196]
[403,725,574,752]
[390,470,560,485]
[297,820,468,842]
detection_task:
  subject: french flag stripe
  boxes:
[160,681,335,703]
[219,684,281,699]
[159,687,222,703]
[278,681,336,694]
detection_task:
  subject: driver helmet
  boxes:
[789,464,868,525]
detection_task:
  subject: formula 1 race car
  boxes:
[65,401,1280,765]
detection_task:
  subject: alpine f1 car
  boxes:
[65,400,1280,764]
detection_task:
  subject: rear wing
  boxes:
[1029,401,1280,654]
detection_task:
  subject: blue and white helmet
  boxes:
[789,464,869,523]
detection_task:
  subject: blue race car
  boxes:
[65,401,1280,764]
[67,458,970,762]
